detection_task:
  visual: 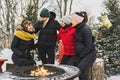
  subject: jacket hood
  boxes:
[16,24,23,30]
[50,11,56,20]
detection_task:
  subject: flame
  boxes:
[30,65,49,77]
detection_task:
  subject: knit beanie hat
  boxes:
[71,13,84,23]
[40,8,50,17]
[61,16,71,25]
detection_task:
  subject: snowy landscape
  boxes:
[0,0,120,80]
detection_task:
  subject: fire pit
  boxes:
[0,64,80,80]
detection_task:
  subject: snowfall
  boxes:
[0,48,120,80]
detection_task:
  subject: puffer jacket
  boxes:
[11,36,34,57]
[57,25,76,56]
[11,36,36,66]
[74,23,96,58]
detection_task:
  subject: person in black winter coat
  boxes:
[11,19,36,66]
[67,12,96,80]
[35,8,60,64]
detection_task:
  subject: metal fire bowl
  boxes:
[0,64,80,80]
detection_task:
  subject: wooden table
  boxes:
[0,59,8,72]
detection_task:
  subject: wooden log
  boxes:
[86,58,104,80]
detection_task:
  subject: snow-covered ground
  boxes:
[107,75,120,80]
[0,48,120,80]
[0,48,13,72]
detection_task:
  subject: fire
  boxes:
[30,65,49,77]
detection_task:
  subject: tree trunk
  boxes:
[64,0,68,16]
[86,58,104,80]
[69,0,73,14]
[56,0,62,18]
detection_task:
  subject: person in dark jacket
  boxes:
[67,12,96,80]
[35,8,60,64]
[57,16,76,64]
[11,19,36,66]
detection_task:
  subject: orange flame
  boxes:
[30,65,49,77]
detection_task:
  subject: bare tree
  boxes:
[39,0,49,9]
[56,0,63,17]
[63,0,68,15]
[69,0,73,14]
[52,0,73,18]
[31,0,49,17]
[0,0,19,48]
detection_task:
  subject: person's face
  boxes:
[71,19,78,27]
[25,23,34,32]
[60,21,66,27]
[40,17,48,22]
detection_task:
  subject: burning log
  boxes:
[30,65,55,77]
[30,66,48,77]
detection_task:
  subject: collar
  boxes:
[43,18,49,28]
[74,23,85,30]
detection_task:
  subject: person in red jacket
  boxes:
[57,16,76,64]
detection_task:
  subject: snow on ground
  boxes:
[107,75,120,80]
[0,48,13,71]
[0,48,120,80]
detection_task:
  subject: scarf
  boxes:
[14,30,36,41]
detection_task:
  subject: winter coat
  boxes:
[35,12,60,47]
[11,30,36,66]
[74,23,96,58]
[57,25,76,56]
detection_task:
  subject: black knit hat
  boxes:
[40,8,50,17]
[75,12,85,17]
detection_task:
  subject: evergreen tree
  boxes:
[96,0,120,75]
[25,3,38,26]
